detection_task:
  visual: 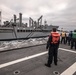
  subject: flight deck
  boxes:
[0,44,76,75]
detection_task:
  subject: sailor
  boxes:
[68,31,73,45]
[65,32,69,44]
[61,31,66,44]
[71,30,76,49]
[45,28,60,67]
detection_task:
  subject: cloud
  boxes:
[0,0,76,31]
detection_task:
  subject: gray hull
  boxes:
[0,31,50,41]
[0,25,58,41]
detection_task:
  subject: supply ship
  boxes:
[0,13,58,41]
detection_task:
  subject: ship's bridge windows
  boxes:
[17,29,26,32]
[17,29,51,32]
[17,29,31,32]
[29,30,34,32]
[17,30,19,32]
[20,30,23,32]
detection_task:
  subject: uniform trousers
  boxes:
[47,45,58,65]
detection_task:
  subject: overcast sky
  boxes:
[0,0,76,30]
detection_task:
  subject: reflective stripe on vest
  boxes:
[51,32,60,44]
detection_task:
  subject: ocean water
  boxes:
[0,38,48,51]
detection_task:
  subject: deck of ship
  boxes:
[0,43,76,75]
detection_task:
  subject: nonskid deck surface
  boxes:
[0,44,76,75]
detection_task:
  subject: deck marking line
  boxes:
[0,47,76,69]
[0,51,48,69]
[59,48,76,53]
[60,62,76,75]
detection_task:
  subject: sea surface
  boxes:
[0,37,48,51]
